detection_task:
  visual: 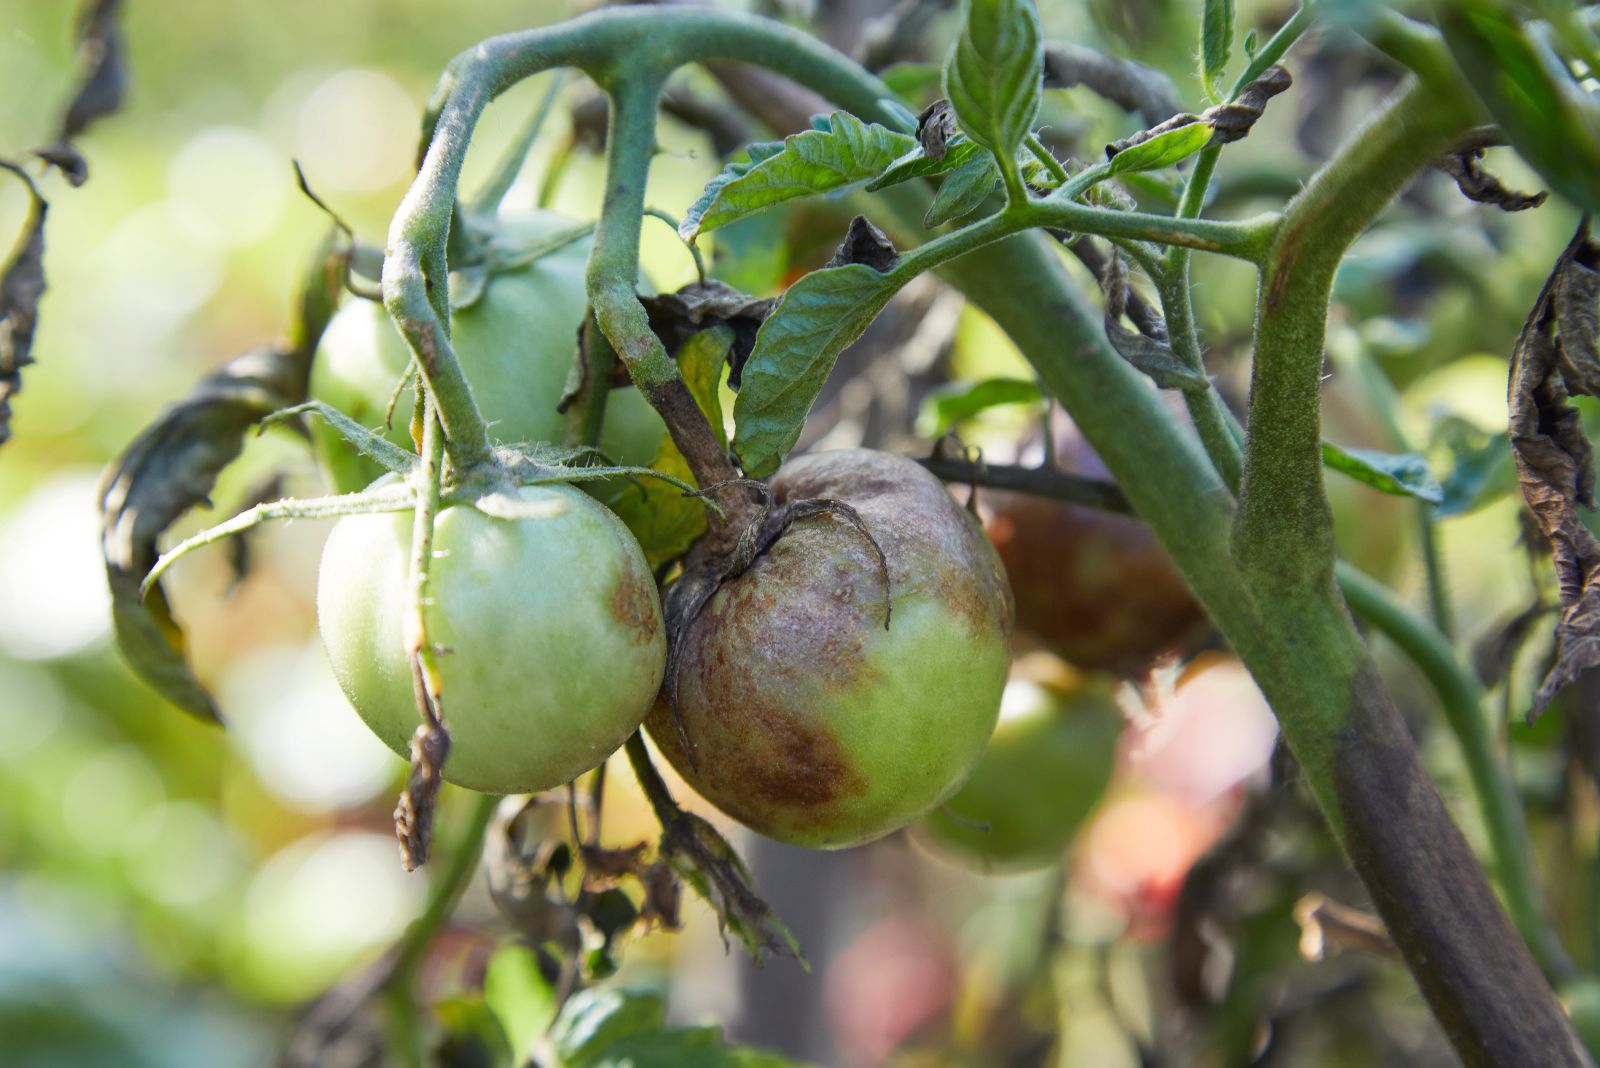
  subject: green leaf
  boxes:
[552,988,812,1068]
[1439,1,1600,211]
[865,138,986,192]
[945,0,1044,161]
[680,114,915,242]
[483,942,556,1063]
[1321,441,1443,504]
[1108,121,1214,175]
[1201,0,1235,101]
[915,377,1041,437]
[733,265,898,476]
[551,989,666,1065]
[924,152,1001,227]
[609,328,732,568]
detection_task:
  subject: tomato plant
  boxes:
[317,480,666,795]
[30,0,1600,1062]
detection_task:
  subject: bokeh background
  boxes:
[0,1,1591,1065]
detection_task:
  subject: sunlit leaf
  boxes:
[733,265,897,476]
[483,942,556,1062]
[944,0,1044,160]
[609,328,732,568]
[680,113,914,242]
[1108,120,1214,175]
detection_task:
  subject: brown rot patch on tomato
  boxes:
[735,702,865,809]
[611,568,660,644]
[936,553,1011,639]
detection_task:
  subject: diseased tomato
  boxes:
[647,449,1014,849]
[983,411,1206,676]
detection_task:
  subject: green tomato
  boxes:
[317,481,666,794]
[309,210,664,495]
[646,449,1014,849]
[917,675,1122,870]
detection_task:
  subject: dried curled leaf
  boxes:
[1508,222,1600,716]
[824,214,900,273]
[60,0,127,143]
[1439,147,1547,213]
[395,712,450,871]
[915,98,957,161]
[639,280,775,389]
[659,808,804,966]
[99,346,313,722]
[0,165,47,448]
[100,236,343,722]
[1096,250,1208,391]
[1205,65,1292,145]
[38,0,128,185]
[1104,66,1291,163]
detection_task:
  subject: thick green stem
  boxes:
[1338,562,1572,979]
[586,73,758,541]
[938,225,1588,1067]
[1159,0,1314,492]
[1237,78,1476,594]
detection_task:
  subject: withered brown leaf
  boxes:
[99,236,343,722]
[0,165,46,448]
[1508,222,1600,716]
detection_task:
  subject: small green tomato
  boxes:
[917,674,1122,870]
[318,481,666,794]
[309,210,663,494]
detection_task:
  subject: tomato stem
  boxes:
[384,790,500,1067]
